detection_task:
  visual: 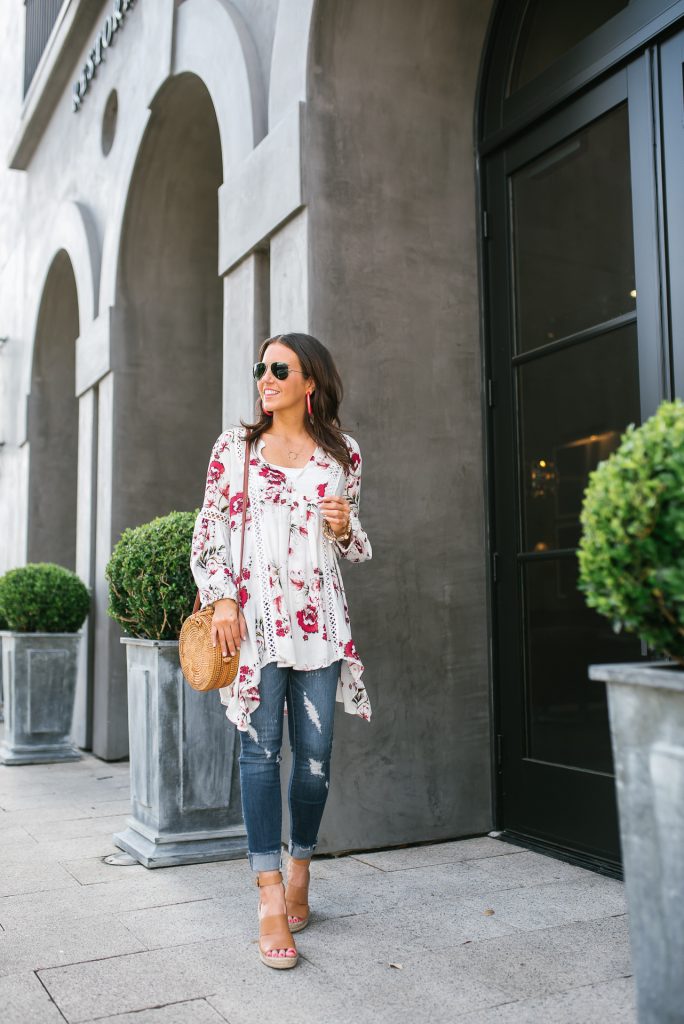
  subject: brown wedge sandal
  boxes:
[256,870,299,969]
[285,856,311,933]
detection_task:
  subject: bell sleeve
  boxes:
[190,432,238,609]
[330,438,372,563]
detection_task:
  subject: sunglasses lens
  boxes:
[273,363,290,380]
[253,362,266,381]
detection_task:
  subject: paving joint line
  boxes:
[34,969,70,1023]
[76,996,219,1023]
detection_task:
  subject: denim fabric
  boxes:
[238,659,342,872]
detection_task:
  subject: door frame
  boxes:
[478,40,674,872]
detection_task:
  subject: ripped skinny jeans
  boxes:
[238,659,342,872]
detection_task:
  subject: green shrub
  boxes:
[578,398,684,665]
[106,510,198,641]
[0,563,90,633]
[0,599,8,630]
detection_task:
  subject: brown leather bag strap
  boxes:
[192,435,251,614]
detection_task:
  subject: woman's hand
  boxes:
[211,597,247,659]
[318,496,351,539]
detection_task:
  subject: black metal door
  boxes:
[485,59,670,870]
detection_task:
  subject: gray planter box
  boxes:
[113,637,247,868]
[589,660,684,1024]
[0,630,82,764]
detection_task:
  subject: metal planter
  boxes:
[113,637,247,868]
[0,630,82,764]
[589,660,684,1024]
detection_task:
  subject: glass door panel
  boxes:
[523,555,641,772]
[512,103,636,353]
[509,0,629,92]
[518,324,640,553]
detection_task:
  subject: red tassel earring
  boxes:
[306,391,314,423]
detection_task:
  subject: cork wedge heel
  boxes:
[256,870,299,969]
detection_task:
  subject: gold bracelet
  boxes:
[338,521,352,543]
[323,519,352,543]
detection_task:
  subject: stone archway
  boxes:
[27,250,79,569]
[93,70,225,759]
[115,71,223,530]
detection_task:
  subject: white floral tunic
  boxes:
[189,427,372,731]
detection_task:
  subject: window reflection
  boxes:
[519,325,640,552]
[512,103,635,351]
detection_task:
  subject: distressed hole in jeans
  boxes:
[309,758,325,777]
[303,692,322,733]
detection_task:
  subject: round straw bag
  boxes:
[180,438,250,693]
[179,605,240,691]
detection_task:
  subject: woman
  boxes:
[190,332,372,970]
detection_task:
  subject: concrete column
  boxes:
[222,252,270,426]
[92,370,128,760]
[270,210,309,333]
[73,386,98,749]
[301,0,494,849]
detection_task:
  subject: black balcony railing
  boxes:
[23,0,65,97]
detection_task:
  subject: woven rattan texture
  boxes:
[179,605,239,691]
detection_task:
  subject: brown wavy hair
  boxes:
[241,333,352,474]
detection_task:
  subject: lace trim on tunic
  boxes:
[199,506,228,524]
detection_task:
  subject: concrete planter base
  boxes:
[0,743,82,766]
[114,637,247,868]
[113,824,249,869]
[589,659,684,1024]
[0,631,82,765]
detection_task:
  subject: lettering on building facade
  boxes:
[72,0,137,112]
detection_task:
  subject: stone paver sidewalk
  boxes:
[0,747,636,1023]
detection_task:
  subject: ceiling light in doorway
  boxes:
[530,457,558,499]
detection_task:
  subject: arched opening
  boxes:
[27,250,79,569]
[116,72,223,528]
[91,72,224,760]
[479,0,684,869]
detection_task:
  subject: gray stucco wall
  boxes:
[304,0,494,849]
[1,0,496,852]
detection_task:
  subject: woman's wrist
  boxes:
[323,518,352,542]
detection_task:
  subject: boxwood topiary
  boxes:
[106,510,198,641]
[578,398,684,665]
[0,563,90,633]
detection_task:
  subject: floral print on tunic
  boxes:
[190,427,372,731]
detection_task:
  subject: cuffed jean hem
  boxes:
[248,848,283,872]
[288,839,317,859]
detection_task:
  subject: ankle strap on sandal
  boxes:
[255,869,283,887]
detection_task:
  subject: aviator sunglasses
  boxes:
[253,361,307,382]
